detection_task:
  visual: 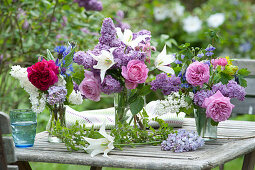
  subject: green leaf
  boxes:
[46,49,54,61]
[139,85,151,96]
[130,96,144,116]
[211,119,219,126]
[238,76,248,87]
[63,47,76,68]
[219,72,232,84]
[238,68,250,77]
[65,76,73,98]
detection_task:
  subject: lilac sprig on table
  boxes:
[161,129,204,153]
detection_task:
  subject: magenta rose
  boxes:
[212,58,228,69]
[185,61,210,87]
[202,91,235,122]
[121,60,149,89]
[79,70,101,101]
[27,60,59,91]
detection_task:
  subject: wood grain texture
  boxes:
[7,165,18,170]
[15,118,255,170]
[3,137,17,164]
[0,112,11,134]
[232,59,255,76]
[242,150,255,170]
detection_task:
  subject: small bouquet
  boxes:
[164,43,249,138]
[10,42,84,141]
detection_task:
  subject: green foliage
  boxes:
[130,96,144,116]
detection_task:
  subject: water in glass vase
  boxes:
[11,121,37,147]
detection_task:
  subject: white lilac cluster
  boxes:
[68,90,83,105]
[161,129,205,152]
[153,92,194,116]
[10,65,46,113]
[154,2,184,22]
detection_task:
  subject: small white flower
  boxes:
[68,90,83,105]
[155,45,175,74]
[168,3,185,22]
[116,28,150,49]
[55,75,66,86]
[183,16,202,33]
[83,122,114,158]
[153,6,170,21]
[89,48,116,82]
[207,13,225,28]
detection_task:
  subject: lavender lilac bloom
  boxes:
[114,10,131,31]
[161,129,204,152]
[74,0,102,11]
[100,75,122,94]
[194,90,214,107]
[150,73,181,95]
[47,86,67,105]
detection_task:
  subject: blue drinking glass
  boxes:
[10,109,37,148]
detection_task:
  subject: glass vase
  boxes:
[194,107,217,141]
[46,104,66,143]
[114,88,131,127]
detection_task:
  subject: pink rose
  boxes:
[79,71,101,101]
[27,60,59,91]
[212,58,228,69]
[202,91,235,122]
[185,61,210,87]
[121,60,149,89]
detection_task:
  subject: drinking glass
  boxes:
[10,109,37,148]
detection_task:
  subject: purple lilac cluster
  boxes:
[212,80,246,101]
[73,0,102,11]
[161,129,204,153]
[100,75,122,94]
[194,80,246,107]
[194,90,214,107]
[114,10,130,31]
[205,46,216,57]
[150,73,181,95]
[47,86,67,105]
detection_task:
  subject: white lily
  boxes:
[89,48,115,82]
[116,27,150,49]
[83,123,114,158]
[155,45,175,74]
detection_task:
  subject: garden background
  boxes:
[1,0,255,169]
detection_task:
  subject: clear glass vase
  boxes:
[194,107,217,141]
[114,88,130,127]
[46,104,66,143]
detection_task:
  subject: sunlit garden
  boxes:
[1,0,255,170]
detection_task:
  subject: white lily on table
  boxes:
[116,27,150,49]
[154,44,176,74]
[89,48,116,82]
[83,123,115,158]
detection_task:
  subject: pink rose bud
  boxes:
[79,71,101,102]
[202,91,235,122]
[218,58,228,67]
[185,61,210,87]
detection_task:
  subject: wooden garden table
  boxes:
[14,118,255,170]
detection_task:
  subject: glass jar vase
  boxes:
[46,104,66,143]
[194,107,217,141]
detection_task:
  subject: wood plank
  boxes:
[3,137,17,164]
[242,150,255,170]
[0,128,7,170]
[232,97,255,115]
[0,112,11,134]
[7,165,18,170]
[232,59,255,76]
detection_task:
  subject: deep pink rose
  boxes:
[185,61,210,87]
[27,60,59,91]
[202,91,235,122]
[212,58,228,69]
[121,60,149,89]
[79,71,101,101]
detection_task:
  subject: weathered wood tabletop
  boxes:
[14,118,255,170]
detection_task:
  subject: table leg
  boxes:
[11,161,32,170]
[219,164,224,170]
[90,166,102,170]
[242,150,255,170]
